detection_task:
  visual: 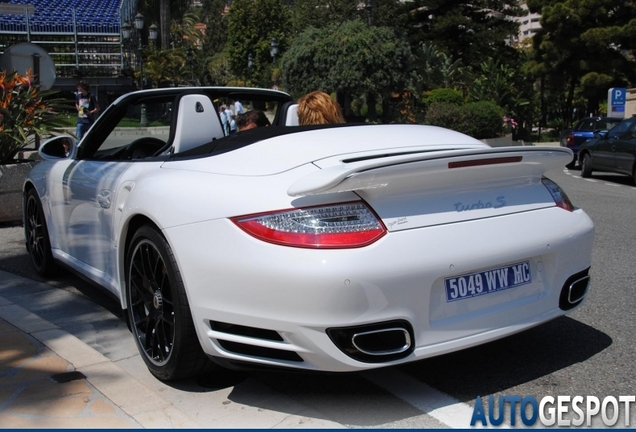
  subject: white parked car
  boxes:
[24,87,594,381]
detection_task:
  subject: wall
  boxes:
[626,88,636,118]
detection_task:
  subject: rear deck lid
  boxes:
[288,146,573,231]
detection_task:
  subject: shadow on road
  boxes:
[397,315,611,401]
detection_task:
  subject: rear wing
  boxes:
[287,147,572,197]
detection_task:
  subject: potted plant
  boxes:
[0,69,69,223]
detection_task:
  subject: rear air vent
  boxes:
[217,340,303,362]
[210,321,284,341]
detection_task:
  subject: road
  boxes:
[1,165,635,428]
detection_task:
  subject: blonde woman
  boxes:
[297,91,345,125]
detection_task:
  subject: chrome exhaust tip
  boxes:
[352,327,412,356]
[327,320,414,363]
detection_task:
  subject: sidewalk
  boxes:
[0,289,198,428]
[0,268,346,428]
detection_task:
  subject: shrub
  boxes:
[424,100,504,139]
[422,88,464,106]
[0,69,69,163]
[462,101,504,139]
[424,102,466,131]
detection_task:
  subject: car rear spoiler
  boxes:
[287,146,573,197]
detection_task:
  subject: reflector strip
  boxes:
[448,156,523,169]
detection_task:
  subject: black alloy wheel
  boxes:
[24,189,58,276]
[126,225,211,381]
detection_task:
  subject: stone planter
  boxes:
[0,156,39,223]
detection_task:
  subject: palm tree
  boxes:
[160,0,171,49]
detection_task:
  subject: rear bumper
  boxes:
[165,206,594,372]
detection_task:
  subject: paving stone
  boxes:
[89,398,116,415]
[0,331,38,369]
[11,394,90,417]
[11,379,92,404]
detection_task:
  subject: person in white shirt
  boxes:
[234,99,244,115]
[218,105,228,135]
[229,115,237,134]
[224,105,233,134]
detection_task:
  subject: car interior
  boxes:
[79,89,295,162]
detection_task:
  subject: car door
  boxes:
[593,118,636,170]
[60,95,173,285]
[613,119,636,174]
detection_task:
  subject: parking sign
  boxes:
[608,87,627,118]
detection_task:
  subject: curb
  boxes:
[0,295,200,428]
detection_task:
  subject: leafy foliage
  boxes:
[425,100,504,139]
[400,0,525,71]
[526,0,636,125]
[281,20,414,99]
[422,88,465,106]
[0,70,70,163]
[414,43,467,92]
[226,0,292,87]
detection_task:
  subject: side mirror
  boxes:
[38,135,76,160]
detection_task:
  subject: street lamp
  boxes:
[122,12,158,126]
[121,21,132,73]
[148,23,158,44]
[270,38,279,63]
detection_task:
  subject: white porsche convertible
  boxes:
[24,87,594,381]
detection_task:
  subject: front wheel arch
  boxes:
[124,224,211,380]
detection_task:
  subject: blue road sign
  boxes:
[611,88,626,106]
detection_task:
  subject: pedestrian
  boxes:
[75,80,99,140]
[297,91,345,126]
[224,104,233,134]
[234,99,244,115]
[229,115,237,134]
[218,105,228,135]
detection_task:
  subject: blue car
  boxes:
[560,116,622,168]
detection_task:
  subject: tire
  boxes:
[633,165,636,186]
[24,189,59,277]
[580,154,592,178]
[125,225,212,381]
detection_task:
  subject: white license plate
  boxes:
[445,261,532,302]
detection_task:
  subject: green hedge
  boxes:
[424,101,504,139]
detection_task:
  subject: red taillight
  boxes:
[542,177,575,211]
[566,134,575,147]
[231,202,387,249]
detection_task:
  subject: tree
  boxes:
[289,0,360,33]
[414,43,467,92]
[399,0,525,71]
[468,58,517,110]
[200,0,229,55]
[526,0,636,126]
[226,0,292,87]
[145,48,188,87]
[281,20,414,120]
[137,0,190,49]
